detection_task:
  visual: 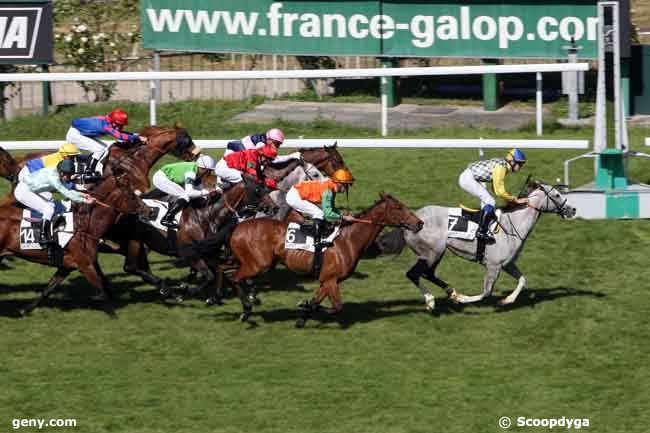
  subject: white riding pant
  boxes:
[152,171,190,202]
[66,127,110,160]
[17,166,30,183]
[458,168,495,208]
[14,183,55,221]
[214,159,243,184]
[286,187,324,220]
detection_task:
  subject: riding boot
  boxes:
[161,198,188,228]
[39,219,52,245]
[476,206,495,241]
[312,219,328,277]
[84,157,100,177]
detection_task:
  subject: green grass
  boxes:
[1,102,650,433]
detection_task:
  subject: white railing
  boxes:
[0,138,589,150]
[0,63,589,137]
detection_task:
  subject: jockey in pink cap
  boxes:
[223,128,299,163]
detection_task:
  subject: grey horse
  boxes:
[376,181,576,310]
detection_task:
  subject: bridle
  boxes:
[503,184,570,240]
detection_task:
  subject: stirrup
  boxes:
[161,219,177,228]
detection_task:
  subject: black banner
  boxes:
[0,1,52,64]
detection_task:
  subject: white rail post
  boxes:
[536,72,543,136]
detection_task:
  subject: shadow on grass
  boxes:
[0,274,197,318]
[206,285,604,328]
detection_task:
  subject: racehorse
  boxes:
[111,176,277,303]
[376,180,576,311]
[228,193,424,327]
[0,125,199,193]
[102,125,199,193]
[0,169,153,315]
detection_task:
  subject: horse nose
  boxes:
[416,220,424,232]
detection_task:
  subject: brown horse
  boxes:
[0,125,199,192]
[0,170,153,316]
[103,126,199,193]
[228,193,424,327]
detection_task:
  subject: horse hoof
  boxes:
[205,297,223,306]
[424,294,435,311]
[240,312,250,322]
[295,318,306,328]
[297,300,311,310]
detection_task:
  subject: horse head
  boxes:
[368,192,423,232]
[139,126,200,162]
[298,142,347,177]
[527,180,577,219]
[0,146,18,183]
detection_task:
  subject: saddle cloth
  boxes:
[141,199,181,232]
[447,207,501,241]
[19,201,74,250]
[284,222,340,253]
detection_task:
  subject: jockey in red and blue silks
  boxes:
[65,108,147,175]
[224,128,299,163]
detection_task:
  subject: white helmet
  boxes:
[196,154,216,170]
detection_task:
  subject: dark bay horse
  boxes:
[0,171,153,315]
[109,176,276,303]
[228,193,424,327]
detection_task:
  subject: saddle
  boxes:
[284,222,339,253]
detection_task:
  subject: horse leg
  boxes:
[231,262,265,322]
[498,262,526,306]
[22,268,71,315]
[406,259,438,311]
[455,263,501,304]
[77,261,117,318]
[123,240,164,292]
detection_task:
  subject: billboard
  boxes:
[0,0,52,64]
[141,0,600,59]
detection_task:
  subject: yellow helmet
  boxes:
[331,168,354,184]
[58,143,80,156]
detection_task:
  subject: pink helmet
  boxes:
[266,128,285,145]
[258,144,278,160]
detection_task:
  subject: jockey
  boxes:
[14,159,95,244]
[224,128,300,163]
[458,148,529,240]
[152,154,218,228]
[18,143,81,183]
[65,108,147,176]
[215,144,278,190]
[285,168,355,275]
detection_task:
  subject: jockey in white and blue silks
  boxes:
[65,108,147,176]
[14,160,95,244]
[224,128,300,163]
[458,148,529,240]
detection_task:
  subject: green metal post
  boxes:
[380,58,399,108]
[482,59,500,111]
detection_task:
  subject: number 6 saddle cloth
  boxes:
[447,206,502,241]
[284,222,342,253]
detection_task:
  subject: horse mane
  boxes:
[353,193,394,218]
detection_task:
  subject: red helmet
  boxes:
[258,144,278,160]
[109,108,128,126]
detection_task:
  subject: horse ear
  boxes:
[174,121,183,129]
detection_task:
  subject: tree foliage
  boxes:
[53,0,141,102]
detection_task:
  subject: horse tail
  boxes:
[375,228,406,255]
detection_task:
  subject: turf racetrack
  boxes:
[1,145,649,433]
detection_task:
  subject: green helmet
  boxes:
[57,159,75,174]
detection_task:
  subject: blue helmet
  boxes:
[506,148,526,164]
